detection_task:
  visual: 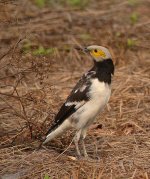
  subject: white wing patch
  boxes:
[79,85,87,92]
[74,89,78,93]
[65,101,85,109]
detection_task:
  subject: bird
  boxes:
[43,45,114,158]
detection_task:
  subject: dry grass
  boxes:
[0,0,150,178]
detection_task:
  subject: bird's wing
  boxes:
[46,70,96,135]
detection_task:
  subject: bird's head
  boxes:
[76,45,112,62]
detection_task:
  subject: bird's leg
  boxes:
[74,139,81,157]
[81,139,88,158]
[80,129,88,158]
[74,130,81,157]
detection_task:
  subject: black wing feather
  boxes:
[46,104,76,135]
[66,70,95,101]
[46,70,96,135]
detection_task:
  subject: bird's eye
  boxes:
[94,49,97,53]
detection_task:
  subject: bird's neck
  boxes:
[92,59,114,84]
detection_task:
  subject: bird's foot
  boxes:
[85,156,100,162]
[76,156,98,162]
[76,155,86,160]
[93,155,101,161]
[82,153,101,162]
[75,150,89,160]
[76,153,97,161]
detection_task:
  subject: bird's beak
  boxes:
[83,47,90,53]
[74,46,90,53]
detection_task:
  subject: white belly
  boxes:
[72,79,111,129]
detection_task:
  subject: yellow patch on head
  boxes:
[90,49,106,58]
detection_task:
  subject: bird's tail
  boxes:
[43,120,71,144]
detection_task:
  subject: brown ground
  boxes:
[0,0,150,178]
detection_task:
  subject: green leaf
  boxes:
[115,32,121,37]
[79,33,91,40]
[22,40,32,53]
[128,0,137,6]
[32,46,44,55]
[32,46,54,56]
[130,12,139,25]
[44,174,50,179]
[46,48,54,54]
[127,38,136,48]
[67,0,89,8]
[34,0,46,8]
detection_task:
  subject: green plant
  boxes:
[67,0,88,8]
[22,40,32,53]
[128,0,138,6]
[115,32,121,37]
[44,174,50,179]
[127,38,136,48]
[32,46,54,56]
[34,0,46,8]
[79,33,91,40]
[22,40,54,56]
[130,12,139,25]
